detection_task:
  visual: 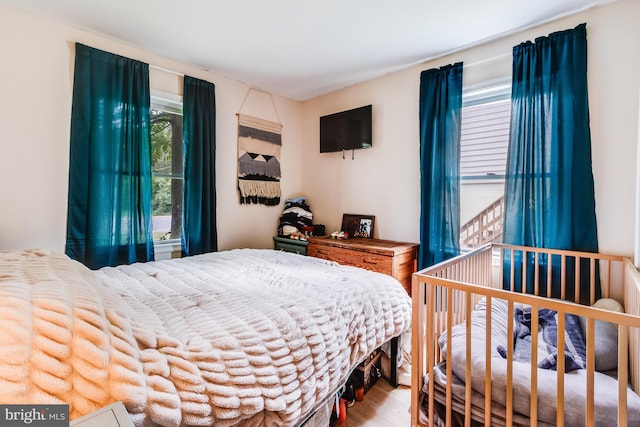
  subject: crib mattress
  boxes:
[437,297,640,426]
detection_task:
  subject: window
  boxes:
[150,95,183,243]
[459,81,510,249]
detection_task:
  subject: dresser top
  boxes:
[308,236,419,256]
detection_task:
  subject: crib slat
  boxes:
[586,317,595,427]
[522,249,528,294]
[506,300,514,426]
[435,287,441,362]
[439,287,445,363]
[575,256,581,304]
[465,292,472,427]
[590,257,596,304]
[445,287,453,426]
[556,312,565,426]
[547,253,553,298]
[561,254,566,300]
[534,252,540,296]
[484,296,492,426]
[530,306,539,425]
[426,284,435,427]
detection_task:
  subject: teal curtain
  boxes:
[503,24,599,301]
[182,76,217,256]
[65,43,154,269]
[418,63,463,269]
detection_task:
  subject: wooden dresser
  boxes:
[307,236,419,295]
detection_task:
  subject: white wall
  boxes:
[0,4,303,253]
[301,0,640,256]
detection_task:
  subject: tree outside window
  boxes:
[151,106,183,241]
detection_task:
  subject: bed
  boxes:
[410,243,640,427]
[0,248,412,426]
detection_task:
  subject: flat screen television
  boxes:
[320,105,372,153]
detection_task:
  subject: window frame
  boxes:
[150,92,184,254]
[460,79,511,184]
[459,78,511,251]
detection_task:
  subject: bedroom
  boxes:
[0,0,639,425]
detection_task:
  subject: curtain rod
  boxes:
[150,64,184,77]
[464,52,511,69]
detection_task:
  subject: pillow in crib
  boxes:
[579,298,623,372]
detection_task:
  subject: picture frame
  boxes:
[341,214,375,239]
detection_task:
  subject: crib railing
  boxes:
[411,243,640,427]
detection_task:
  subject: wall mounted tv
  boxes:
[320,105,372,153]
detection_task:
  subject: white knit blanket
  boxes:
[0,248,411,427]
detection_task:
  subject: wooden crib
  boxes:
[411,243,640,427]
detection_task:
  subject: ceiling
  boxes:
[1,0,617,100]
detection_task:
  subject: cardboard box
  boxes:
[355,350,382,394]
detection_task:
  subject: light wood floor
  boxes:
[331,380,411,427]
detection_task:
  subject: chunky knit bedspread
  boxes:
[0,248,411,426]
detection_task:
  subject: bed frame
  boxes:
[410,243,640,426]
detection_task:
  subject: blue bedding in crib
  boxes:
[496,307,587,372]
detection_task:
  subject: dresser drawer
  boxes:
[307,237,419,295]
[273,236,308,255]
[308,245,392,275]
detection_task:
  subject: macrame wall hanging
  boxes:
[237,89,282,206]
